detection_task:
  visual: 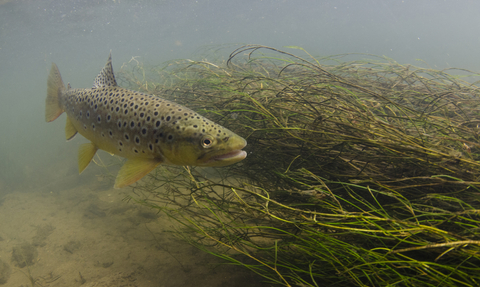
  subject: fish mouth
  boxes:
[202,147,248,167]
[199,137,247,167]
[209,149,247,163]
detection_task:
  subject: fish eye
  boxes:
[201,137,214,148]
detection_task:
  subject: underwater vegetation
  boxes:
[118,45,480,286]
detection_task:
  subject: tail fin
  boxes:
[45,63,65,122]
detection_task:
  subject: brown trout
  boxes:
[45,53,247,188]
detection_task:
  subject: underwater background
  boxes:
[2,0,480,200]
[1,0,480,286]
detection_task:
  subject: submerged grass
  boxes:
[119,45,480,286]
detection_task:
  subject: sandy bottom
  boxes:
[0,168,268,286]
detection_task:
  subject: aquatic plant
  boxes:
[119,45,480,286]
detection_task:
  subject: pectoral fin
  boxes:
[114,158,163,189]
[65,116,78,141]
[78,142,98,174]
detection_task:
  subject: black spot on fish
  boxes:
[79,111,83,117]
[115,107,120,112]
[124,109,128,115]
[130,121,135,128]
[148,144,153,151]
[166,116,171,121]
[135,136,140,144]
[134,149,138,153]
[193,125,198,128]
[146,116,151,122]
[86,111,90,118]
[107,115,111,122]
[109,130,113,137]
[135,105,139,109]
[154,111,159,116]
[167,135,173,140]
[141,128,147,135]
[155,120,161,128]
[117,121,122,129]
[97,115,101,123]
[124,133,130,140]
[155,139,159,144]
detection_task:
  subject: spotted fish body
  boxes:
[45,54,247,188]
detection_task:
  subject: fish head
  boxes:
[164,126,247,167]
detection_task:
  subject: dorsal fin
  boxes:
[93,52,117,88]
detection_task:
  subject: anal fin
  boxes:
[65,116,78,141]
[78,142,98,174]
[114,158,163,189]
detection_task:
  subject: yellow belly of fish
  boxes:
[67,113,155,159]
[66,113,164,189]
